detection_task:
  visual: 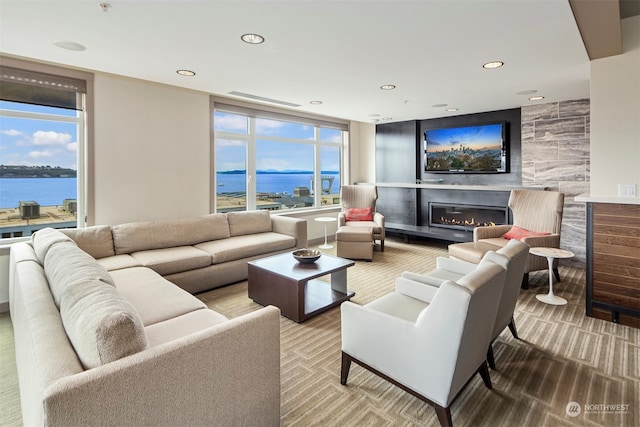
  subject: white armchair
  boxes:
[340,257,507,427]
[400,239,529,369]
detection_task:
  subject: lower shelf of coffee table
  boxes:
[304,279,355,320]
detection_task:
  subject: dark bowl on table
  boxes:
[292,249,321,264]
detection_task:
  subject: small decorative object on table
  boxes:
[292,249,321,264]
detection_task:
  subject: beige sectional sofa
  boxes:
[9,211,307,426]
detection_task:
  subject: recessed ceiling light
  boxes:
[380,84,396,90]
[241,33,265,44]
[446,108,459,112]
[368,113,380,117]
[432,103,448,108]
[529,96,545,101]
[53,40,86,51]
[176,69,196,76]
[383,117,392,121]
[310,100,322,105]
[517,89,538,95]
[483,61,504,69]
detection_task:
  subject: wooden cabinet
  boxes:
[586,202,640,328]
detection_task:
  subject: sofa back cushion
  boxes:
[111,214,230,254]
[59,278,148,369]
[32,227,74,263]
[227,210,272,237]
[61,225,115,259]
[44,241,115,308]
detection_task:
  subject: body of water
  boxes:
[217,173,340,195]
[0,177,77,208]
[0,173,341,208]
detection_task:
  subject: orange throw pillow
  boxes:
[503,225,550,240]
[345,207,373,221]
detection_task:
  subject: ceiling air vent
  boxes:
[228,91,301,108]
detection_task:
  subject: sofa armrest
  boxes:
[271,215,308,248]
[521,233,561,249]
[473,224,512,241]
[43,306,282,427]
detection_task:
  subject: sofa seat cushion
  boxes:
[144,309,229,348]
[195,232,295,264]
[59,278,148,369]
[98,254,142,271]
[108,267,206,326]
[130,246,212,276]
[477,238,509,249]
[344,220,382,235]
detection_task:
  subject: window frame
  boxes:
[0,56,94,243]
[211,97,350,213]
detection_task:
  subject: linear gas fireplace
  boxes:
[429,203,509,232]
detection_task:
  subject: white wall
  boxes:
[348,121,376,183]
[92,74,212,225]
[590,16,640,197]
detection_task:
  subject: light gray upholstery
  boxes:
[341,257,507,427]
[338,184,385,250]
[400,239,529,368]
[9,231,282,426]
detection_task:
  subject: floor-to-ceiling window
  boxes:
[0,61,91,239]
[212,100,348,213]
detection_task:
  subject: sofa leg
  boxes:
[381,240,384,252]
[508,318,519,339]
[479,361,492,389]
[340,352,352,385]
[553,267,561,282]
[521,273,529,290]
[487,344,496,370]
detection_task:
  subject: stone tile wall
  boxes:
[521,99,590,267]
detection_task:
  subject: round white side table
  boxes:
[315,216,337,249]
[530,247,574,306]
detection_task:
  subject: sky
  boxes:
[214,111,342,172]
[0,102,79,169]
[425,123,503,152]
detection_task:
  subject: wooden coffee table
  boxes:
[248,252,355,322]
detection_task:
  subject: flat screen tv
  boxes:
[424,122,508,173]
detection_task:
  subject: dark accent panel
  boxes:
[375,121,419,183]
[419,108,522,186]
[376,187,416,225]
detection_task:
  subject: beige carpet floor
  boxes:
[1,237,638,426]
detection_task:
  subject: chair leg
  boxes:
[340,352,352,385]
[521,272,529,290]
[434,405,453,427]
[508,317,519,339]
[479,361,492,389]
[553,267,561,282]
[487,344,496,370]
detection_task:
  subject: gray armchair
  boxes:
[473,189,564,288]
[338,185,385,251]
[341,256,507,427]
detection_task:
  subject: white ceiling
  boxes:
[0,0,592,124]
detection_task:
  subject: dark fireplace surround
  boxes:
[429,203,509,231]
